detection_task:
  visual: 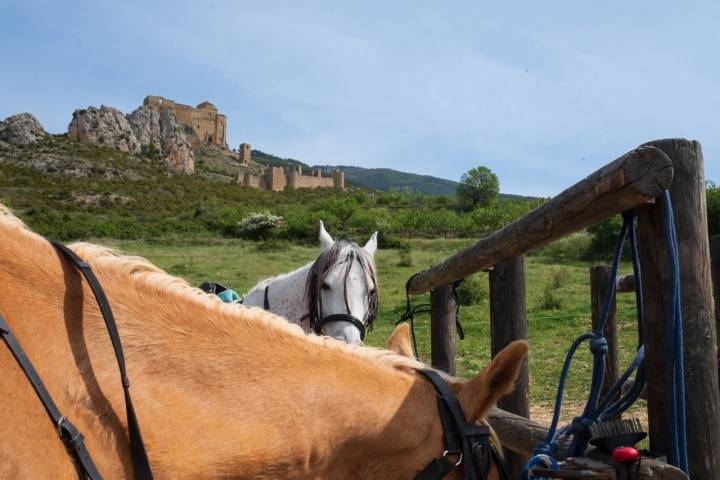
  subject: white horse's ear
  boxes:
[319,220,334,251]
[363,231,378,256]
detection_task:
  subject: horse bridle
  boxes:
[313,313,366,341]
[0,241,154,479]
[415,369,511,480]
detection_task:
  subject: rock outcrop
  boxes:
[69,105,194,173]
[0,113,47,146]
[158,108,194,173]
[68,106,140,154]
[126,105,161,151]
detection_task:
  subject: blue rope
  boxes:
[523,191,688,479]
[525,191,689,476]
[662,190,689,473]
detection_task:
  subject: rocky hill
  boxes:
[68,104,194,173]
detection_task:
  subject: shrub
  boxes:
[456,274,487,306]
[232,211,284,240]
[551,269,570,289]
[396,241,413,267]
[538,285,564,310]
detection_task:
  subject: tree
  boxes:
[457,166,499,210]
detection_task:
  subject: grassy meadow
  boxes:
[103,232,646,424]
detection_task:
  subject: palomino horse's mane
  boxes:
[0,204,423,376]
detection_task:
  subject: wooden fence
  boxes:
[407,139,718,479]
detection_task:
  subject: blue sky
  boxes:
[1,1,718,196]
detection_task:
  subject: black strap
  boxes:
[415,454,457,480]
[51,241,154,480]
[313,313,366,341]
[0,312,102,479]
[263,285,270,310]
[416,369,505,480]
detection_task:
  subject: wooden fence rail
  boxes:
[407,146,673,295]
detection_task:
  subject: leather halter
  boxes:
[0,241,154,479]
[313,313,366,341]
[415,369,511,480]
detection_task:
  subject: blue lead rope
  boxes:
[662,190,688,472]
[523,190,688,478]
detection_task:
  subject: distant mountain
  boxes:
[313,165,457,196]
[249,150,537,199]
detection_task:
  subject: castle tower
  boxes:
[312,169,322,178]
[286,167,298,190]
[265,166,286,191]
[239,143,251,165]
[333,169,345,190]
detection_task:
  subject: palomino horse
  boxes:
[242,221,378,344]
[0,204,526,479]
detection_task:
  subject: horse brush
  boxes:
[588,418,646,452]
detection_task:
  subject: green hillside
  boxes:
[316,165,458,195]
[0,135,543,242]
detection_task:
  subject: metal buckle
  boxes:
[57,415,68,437]
[442,450,463,467]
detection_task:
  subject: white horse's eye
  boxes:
[322,283,331,291]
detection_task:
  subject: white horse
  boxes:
[242,221,378,344]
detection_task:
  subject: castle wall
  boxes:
[293,175,335,189]
[239,167,344,192]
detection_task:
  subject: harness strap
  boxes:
[51,241,154,480]
[416,369,503,480]
[416,454,458,480]
[264,285,270,310]
[0,313,102,480]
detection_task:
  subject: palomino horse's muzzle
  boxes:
[314,313,366,342]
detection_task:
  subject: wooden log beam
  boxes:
[408,146,673,294]
[590,266,619,407]
[616,274,636,293]
[489,256,529,478]
[637,139,720,479]
[488,408,688,479]
[430,284,457,375]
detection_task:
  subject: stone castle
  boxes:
[143,96,344,190]
[143,95,228,151]
[240,165,344,191]
[67,95,344,191]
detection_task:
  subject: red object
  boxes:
[613,447,640,463]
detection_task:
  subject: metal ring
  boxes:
[57,415,67,437]
[442,450,463,467]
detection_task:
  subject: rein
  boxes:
[0,241,153,479]
[416,370,510,480]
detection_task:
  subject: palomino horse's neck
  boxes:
[0,218,445,478]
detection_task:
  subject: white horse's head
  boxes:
[306,221,378,344]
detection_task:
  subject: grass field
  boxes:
[103,233,645,425]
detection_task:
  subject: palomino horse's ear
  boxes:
[319,220,334,251]
[363,231,378,256]
[387,323,415,359]
[456,340,528,424]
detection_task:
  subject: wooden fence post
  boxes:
[430,284,457,375]
[712,235,719,349]
[637,139,720,479]
[590,266,619,407]
[490,256,530,478]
